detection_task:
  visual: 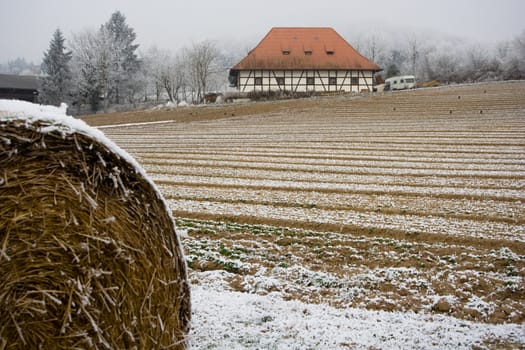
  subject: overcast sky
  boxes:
[1,0,524,63]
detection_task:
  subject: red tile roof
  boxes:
[232,27,381,71]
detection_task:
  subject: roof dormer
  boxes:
[325,42,335,55]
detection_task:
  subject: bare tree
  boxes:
[186,41,220,102]
[164,54,187,103]
[407,36,419,76]
[365,35,383,63]
[142,47,191,103]
[142,47,165,101]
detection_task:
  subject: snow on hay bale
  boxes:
[0,100,190,349]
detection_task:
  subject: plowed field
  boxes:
[84,81,525,332]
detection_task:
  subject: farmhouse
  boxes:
[229,27,382,94]
[0,74,39,102]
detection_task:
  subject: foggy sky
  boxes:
[1,0,524,63]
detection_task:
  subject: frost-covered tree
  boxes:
[407,36,419,75]
[366,35,384,63]
[141,47,164,101]
[40,29,72,106]
[69,11,141,112]
[164,54,187,103]
[434,54,461,83]
[142,47,187,103]
[186,41,219,102]
[505,30,525,79]
[70,29,108,112]
[104,11,140,104]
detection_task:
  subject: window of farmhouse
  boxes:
[329,77,337,85]
[276,77,285,86]
[351,77,359,85]
[306,77,315,85]
[254,77,263,86]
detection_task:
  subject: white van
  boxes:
[384,75,416,91]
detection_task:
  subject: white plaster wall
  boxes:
[238,70,374,93]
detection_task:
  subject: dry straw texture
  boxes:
[0,117,190,349]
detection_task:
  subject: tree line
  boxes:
[38,11,226,113]
[352,29,525,84]
[5,11,524,112]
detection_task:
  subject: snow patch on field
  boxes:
[189,283,524,350]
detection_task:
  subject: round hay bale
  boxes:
[0,101,190,349]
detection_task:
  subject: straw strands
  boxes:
[0,105,190,349]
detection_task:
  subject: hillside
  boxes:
[84,81,525,349]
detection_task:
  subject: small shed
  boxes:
[0,74,39,102]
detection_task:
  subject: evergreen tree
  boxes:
[385,64,400,78]
[104,11,140,104]
[41,29,72,106]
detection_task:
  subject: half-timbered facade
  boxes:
[229,27,381,93]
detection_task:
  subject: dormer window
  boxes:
[282,50,290,55]
[325,43,335,55]
[303,42,312,56]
